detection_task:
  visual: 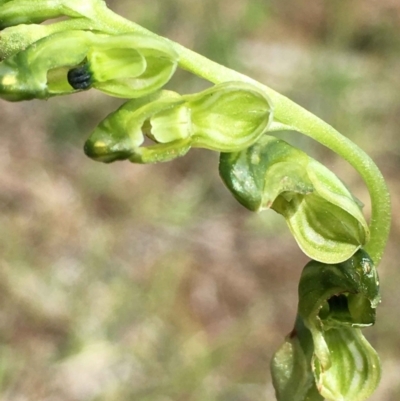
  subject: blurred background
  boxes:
[0,0,399,400]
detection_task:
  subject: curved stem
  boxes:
[95,4,391,265]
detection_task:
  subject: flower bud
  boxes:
[219,135,370,263]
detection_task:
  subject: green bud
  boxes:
[272,251,381,401]
[0,30,178,101]
[219,135,369,263]
[0,0,102,28]
[85,82,273,164]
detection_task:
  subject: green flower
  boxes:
[84,81,273,163]
[271,250,381,401]
[0,30,178,101]
[219,135,369,263]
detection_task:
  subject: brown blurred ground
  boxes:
[0,0,399,400]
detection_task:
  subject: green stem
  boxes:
[95,3,390,265]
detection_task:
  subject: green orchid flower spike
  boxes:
[219,135,369,264]
[271,250,381,401]
[0,29,178,101]
[84,81,273,163]
[0,1,392,400]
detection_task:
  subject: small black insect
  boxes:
[67,65,93,90]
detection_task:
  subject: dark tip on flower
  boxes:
[67,64,92,90]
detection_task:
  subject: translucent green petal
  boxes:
[88,34,179,98]
[279,193,367,264]
[313,328,381,401]
[187,81,273,151]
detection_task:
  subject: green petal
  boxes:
[89,33,179,98]
[150,103,191,143]
[278,192,367,264]
[308,160,370,246]
[187,81,273,151]
[313,328,381,401]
